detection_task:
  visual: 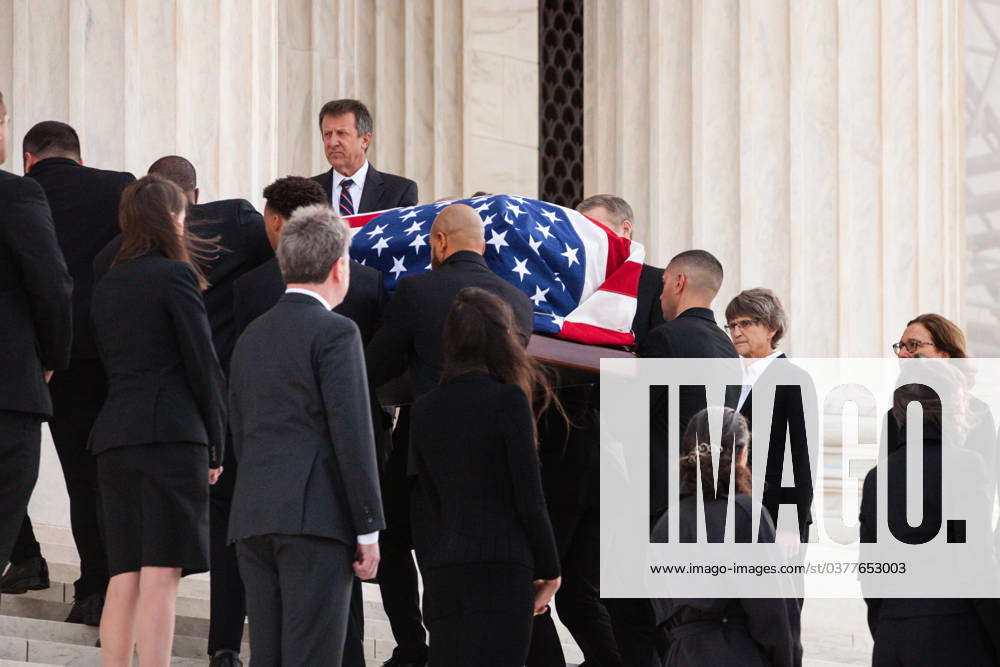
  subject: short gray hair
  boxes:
[725,288,788,348]
[277,204,350,284]
[576,194,634,231]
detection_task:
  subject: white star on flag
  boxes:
[528,235,542,253]
[434,200,454,208]
[511,257,531,282]
[506,203,524,217]
[553,273,565,290]
[530,285,550,306]
[550,313,565,328]
[540,209,560,224]
[366,223,387,238]
[389,256,407,279]
[486,229,509,253]
[561,243,579,267]
[482,213,496,226]
[409,234,427,252]
[400,209,419,221]
[425,261,433,270]
[536,223,553,239]
[403,220,423,235]
[474,202,491,214]
[509,195,527,204]
[372,236,391,256]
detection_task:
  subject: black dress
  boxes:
[91,252,226,576]
[650,495,803,667]
[409,372,560,667]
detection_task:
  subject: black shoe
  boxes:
[0,556,50,594]
[209,650,243,667]
[381,657,427,667]
[65,591,104,626]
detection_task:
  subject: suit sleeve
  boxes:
[317,319,386,536]
[237,199,274,268]
[400,179,418,207]
[500,386,560,580]
[365,277,416,388]
[636,325,672,358]
[92,234,122,284]
[2,177,73,371]
[165,263,227,466]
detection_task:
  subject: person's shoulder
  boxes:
[369,164,415,189]
[309,169,331,184]
[0,169,41,200]
[349,259,382,282]
[83,164,135,186]
[237,256,280,287]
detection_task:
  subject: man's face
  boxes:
[0,106,7,165]
[579,204,631,239]
[321,113,371,176]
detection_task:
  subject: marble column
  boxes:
[584,0,965,358]
[0,0,539,206]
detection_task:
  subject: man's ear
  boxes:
[621,220,633,239]
[193,187,200,205]
[361,132,372,152]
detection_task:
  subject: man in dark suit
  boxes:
[365,203,533,667]
[607,249,738,666]
[1,121,134,625]
[576,194,664,348]
[311,99,418,214]
[0,93,74,584]
[229,205,384,665]
[102,156,270,667]
[232,175,389,667]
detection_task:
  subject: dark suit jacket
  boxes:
[90,252,226,466]
[365,250,535,398]
[860,424,999,658]
[633,263,665,348]
[94,198,273,372]
[232,257,387,345]
[638,307,739,522]
[725,354,815,541]
[0,169,73,416]
[312,163,418,213]
[409,371,560,579]
[232,257,393,468]
[228,293,385,545]
[26,157,134,359]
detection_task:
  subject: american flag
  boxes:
[344,194,644,346]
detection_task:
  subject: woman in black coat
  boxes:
[408,287,562,666]
[651,407,802,667]
[90,176,226,667]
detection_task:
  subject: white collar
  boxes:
[741,348,783,385]
[332,160,369,187]
[285,287,332,311]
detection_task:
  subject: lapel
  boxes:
[358,164,385,214]
[738,352,787,425]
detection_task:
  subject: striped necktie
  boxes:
[339,178,355,216]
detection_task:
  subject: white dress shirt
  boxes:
[332,160,370,213]
[284,287,379,546]
[736,348,784,412]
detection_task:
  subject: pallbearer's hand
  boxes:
[208,467,223,485]
[532,576,561,615]
[354,542,380,580]
[43,369,53,383]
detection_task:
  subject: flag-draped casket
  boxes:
[345,195,638,402]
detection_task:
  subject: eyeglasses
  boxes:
[891,339,935,354]
[724,318,761,332]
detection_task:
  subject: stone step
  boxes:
[0,633,204,666]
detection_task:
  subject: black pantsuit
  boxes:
[0,413,43,569]
[0,168,73,571]
[236,535,355,666]
[409,372,560,667]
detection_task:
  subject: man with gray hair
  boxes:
[577,194,664,346]
[228,205,385,665]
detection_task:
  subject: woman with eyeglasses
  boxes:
[723,289,814,545]
[650,407,802,667]
[890,313,966,358]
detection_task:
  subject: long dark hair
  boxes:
[114,175,212,289]
[440,287,564,442]
[679,407,752,501]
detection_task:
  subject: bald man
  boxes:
[364,203,533,667]
[605,249,738,667]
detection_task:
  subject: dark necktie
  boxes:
[339,178,355,216]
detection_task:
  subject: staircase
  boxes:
[0,523,587,666]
